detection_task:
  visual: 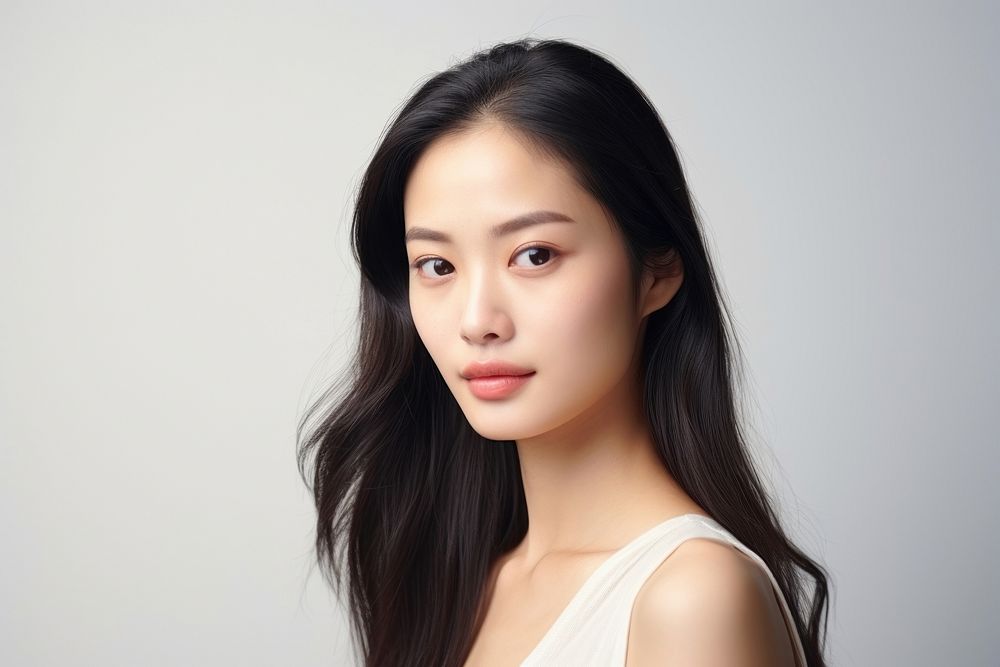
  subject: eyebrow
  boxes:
[404,210,576,244]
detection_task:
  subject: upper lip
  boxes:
[461,360,535,379]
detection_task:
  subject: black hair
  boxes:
[297,36,830,666]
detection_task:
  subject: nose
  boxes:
[459,269,513,345]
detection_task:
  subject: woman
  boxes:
[298,37,830,666]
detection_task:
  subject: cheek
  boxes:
[529,264,637,379]
[410,295,446,361]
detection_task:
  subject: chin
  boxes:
[461,411,537,442]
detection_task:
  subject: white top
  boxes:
[518,513,808,666]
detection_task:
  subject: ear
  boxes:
[638,247,684,319]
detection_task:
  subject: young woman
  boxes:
[298,37,830,666]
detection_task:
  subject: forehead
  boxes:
[402,124,603,237]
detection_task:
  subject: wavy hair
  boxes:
[297,37,830,666]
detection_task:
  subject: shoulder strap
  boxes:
[522,515,809,666]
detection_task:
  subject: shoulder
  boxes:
[627,537,798,667]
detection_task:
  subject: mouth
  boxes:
[460,359,535,380]
[465,371,536,400]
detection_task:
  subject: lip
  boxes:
[466,373,535,400]
[460,360,535,380]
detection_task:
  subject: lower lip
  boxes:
[467,373,535,400]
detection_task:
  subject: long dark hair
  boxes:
[297,37,830,666]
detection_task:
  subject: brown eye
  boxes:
[511,246,558,268]
[412,257,454,278]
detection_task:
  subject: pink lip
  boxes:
[466,373,535,400]
[461,359,534,380]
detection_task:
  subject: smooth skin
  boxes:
[403,121,797,666]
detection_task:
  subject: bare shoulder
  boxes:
[626,537,799,667]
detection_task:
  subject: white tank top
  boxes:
[517,513,809,666]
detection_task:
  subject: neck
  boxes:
[511,367,699,568]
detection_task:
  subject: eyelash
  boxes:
[410,245,560,281]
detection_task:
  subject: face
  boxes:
[403,123,670,442]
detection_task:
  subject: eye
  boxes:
[411,257,455,279]
[410,245,559,282]
[511,245,558,269]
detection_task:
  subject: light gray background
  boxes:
[2,1,997,665]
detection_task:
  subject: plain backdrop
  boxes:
[2,1,997,665]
